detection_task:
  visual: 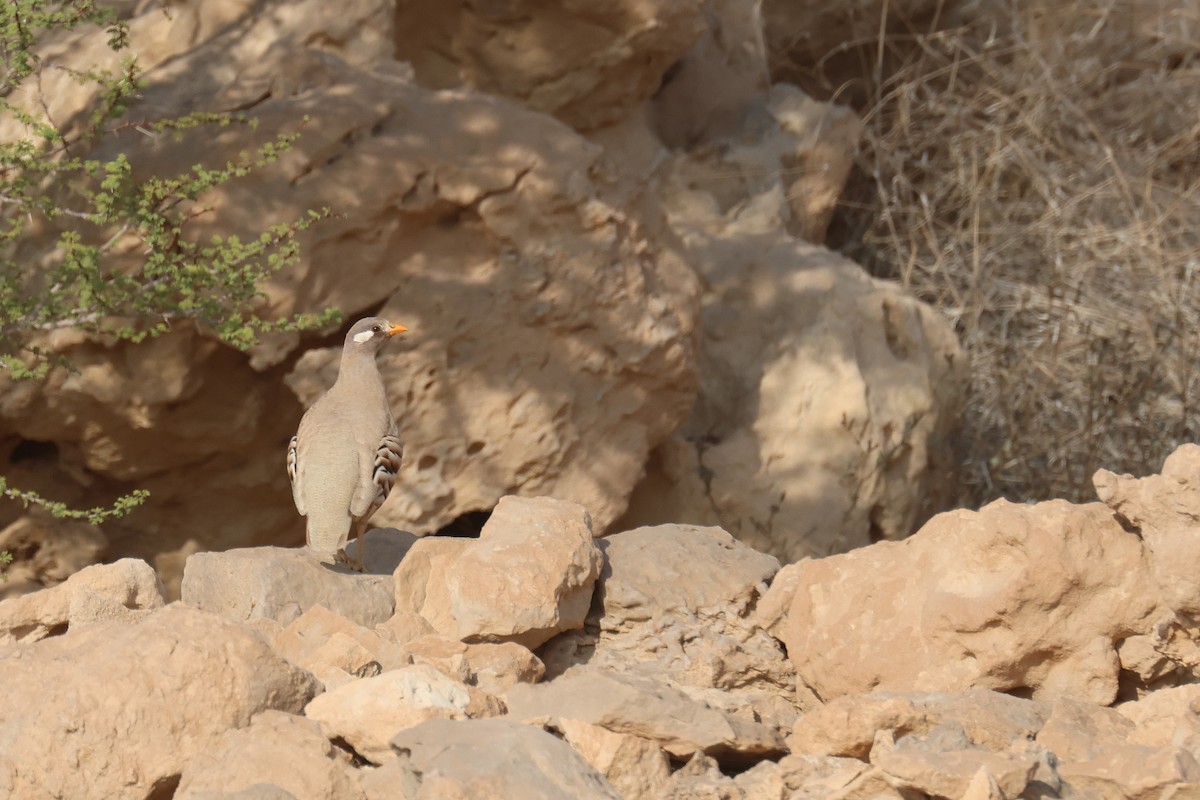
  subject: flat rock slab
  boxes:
[182,542,398,628]
[362,718,622,800]
[394,496,601,648]
[504,667,786,767]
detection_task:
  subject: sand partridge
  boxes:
[287,316,407,570]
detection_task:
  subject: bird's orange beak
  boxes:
[386,323,408,336]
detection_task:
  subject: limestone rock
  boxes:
[1119,684,1200,752]
[655,83,861,245]
[541,524,797,732]
[404,634,545,695]
[1095,444,1200,616]
[3,4,700,584]
[176,711,364,800]
[0,604,318,800]
[597,524,779,626]
[272,604,410,683]
[762,498,1159,704]
[869,731,1038,799]
[362,718,622,800]
[393,496,602,649]
[647,0,770,149]
[504,667,785,766]
[182,545,395,628]
[1037,699,1200,797]
[547,718,672,800]
[658,752,741,799]
[0,557,165,644]
[394,0,706,130]
[304,664,504,765]
[619,194,964,564]
[788,690,1051,760]
[377,609,437,645]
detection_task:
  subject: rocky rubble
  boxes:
[6,460,1200,798]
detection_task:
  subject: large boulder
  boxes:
[304,664,504,765]
[504,668,786,767]
[760,498,1160,704]
[0,0,699,587]
[362,718,623,800]
[181,545,397,628]
[615,75,964,562]
[175,711,365,800]
[393,496,602,649]
[618,229,965,562]
[1095,443,1200,617]
[0,604,319,800]
[394,0,706,130]
[0,557,165,644]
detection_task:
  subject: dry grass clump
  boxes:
[829,0,1200,505]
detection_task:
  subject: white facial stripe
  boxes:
[353,330,374,343]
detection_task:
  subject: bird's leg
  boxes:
[334,521,368,573]
[333,545,366,573]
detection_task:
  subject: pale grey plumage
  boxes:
[288,316,406,566]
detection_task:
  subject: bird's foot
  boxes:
[334,547,366,573]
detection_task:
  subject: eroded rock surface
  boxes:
[393,496,602,648]
[0,604,318,800]
[760,498,1159,704]
[0,557,165,644]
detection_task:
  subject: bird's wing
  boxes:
[350,421,403,521]
[287,431,305,516]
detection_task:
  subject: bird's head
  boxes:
[345,316,407,354]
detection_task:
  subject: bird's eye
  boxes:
[371,325,381,333]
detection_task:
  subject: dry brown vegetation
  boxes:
[804,0,1200,505]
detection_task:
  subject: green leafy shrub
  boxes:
[0,1,338,574]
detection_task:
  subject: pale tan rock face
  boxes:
[175,711,365,800]
[788,691,1052,761]
[181,546,396,628]
[540,524,798,732]
[0,557,165,644]
[0,0,700,586]
[1095,443,1200,616]
[393,496,602,649]
[394,0,706,130]
[503,667,786,766]
[0,604,319,800]
[304,664,504,765]
[272,604,410,679]
[402,635,545,695]
[363,718,623,800]
[615,76,963,562]
[619,233,966,562]
[546,718,672,800]
[761,498,1160,704]
[1036,699,1200,797]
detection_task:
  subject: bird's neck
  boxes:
[333,350,386,396]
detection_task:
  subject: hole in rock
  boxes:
[465,441,485,456]
[8,439,59,464]
[432,509,492,538]
[146,773,181,800]
[331,736,371,768]
[417,454,438,471]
